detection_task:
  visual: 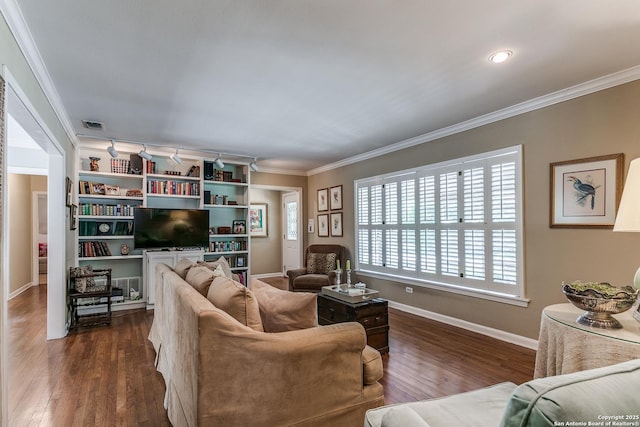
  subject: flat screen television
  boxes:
[134,208,209,250]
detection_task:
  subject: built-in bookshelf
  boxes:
[75,145,252,308]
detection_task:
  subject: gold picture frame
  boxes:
[550,153,624,228]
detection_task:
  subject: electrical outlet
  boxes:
[405,286,413,294]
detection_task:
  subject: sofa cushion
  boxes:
[499,358,640,427]
[207,276,264,332]
[185,266,217,296]
[250,278,317,332]
[198,256,233,279]
[381,407,430,427]
[306,252,337,274]
[365,382,516,427]
[174,258,196,279]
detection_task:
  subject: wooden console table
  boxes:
[534,303,640,378]
[68,268,113,329]
[317,293,389,354]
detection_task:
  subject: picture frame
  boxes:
[249,203,268,237]
[317,188,329,212]
[330,185,343,210]
[105,184,120,196]
[318,214,329,237]
[550,153,624,228]
[232,220,246,235]
[66,177,73,206]
[70,204,78,230]
[330,212,343,237]
[89,182,106,195]
[237,255,246,268]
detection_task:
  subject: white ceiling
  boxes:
[7,0,640,173]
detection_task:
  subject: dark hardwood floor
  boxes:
[8,282,535,425]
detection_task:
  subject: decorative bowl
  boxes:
[561,281,639,329]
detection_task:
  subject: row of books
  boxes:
[79,241,112,257]
[147,180,200,196]
[111,158,131,174]
[209,240,247,252]
[79,203,136,217]
[79,221,133,236]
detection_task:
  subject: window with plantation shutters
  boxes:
[355,146,525,302]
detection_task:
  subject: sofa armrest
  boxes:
[363,345,383,385]
[197,313,378,425]
[286,268,307,289]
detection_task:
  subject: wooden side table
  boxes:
[68,268,113,329]
[317,293,389,354]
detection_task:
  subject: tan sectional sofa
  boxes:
[149,261,384,427]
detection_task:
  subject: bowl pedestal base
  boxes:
[577,311,623,329]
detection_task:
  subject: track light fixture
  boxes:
[214,154,225,169]
[170,148,182,164]
[107,140,118,158]
[249,158,259,172]
[138,144,152,161]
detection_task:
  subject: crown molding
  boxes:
[308,65,640,176]
[1,0,79,147]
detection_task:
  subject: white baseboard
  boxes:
[252,272,285,279]
[9,281,36,300]
[388,300,538,350]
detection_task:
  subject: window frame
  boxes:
[355,145,528,306]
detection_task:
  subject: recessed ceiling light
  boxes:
[488,49,513,64]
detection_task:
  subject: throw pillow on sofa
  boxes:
[198,256,233,279]
[174,258,196,279]
[185,266,217,296]
[207,276,264,332]
[250,278,317,332]
[306,252,337,274]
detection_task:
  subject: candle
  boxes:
[346,260,351,270]
[336,259,340,270]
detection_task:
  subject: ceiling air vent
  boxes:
[81,120,105,131]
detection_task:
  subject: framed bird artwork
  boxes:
[550,153,624,228]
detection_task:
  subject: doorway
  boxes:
[33,192,48,287]
[282,191,301,273]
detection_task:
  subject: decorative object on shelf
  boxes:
[125,189,143,197]
[217,226,232,234]
[249,203,268,237]
[318,214,329,237]
[232,220,246,234]
[120,243,130,256]
[612,156,640,323]
[330,212,343,237]
[330,185,343,210]
[66,177,73,206]
[317,188,328,212]
[89,156,100,171]
[237,255,245,268]
[89,182,106,195]
[105,185,120,196]
[70,204,78,230]
[97,222,112,235]
[550,153,624,228]
[561,281,639,329]
[129,153,143,174]
[130,288,141,300]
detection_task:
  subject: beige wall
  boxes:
[8,174,32,294]
[308,80,640,339]
[249,188,283,274]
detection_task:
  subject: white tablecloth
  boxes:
[534,303,640,378]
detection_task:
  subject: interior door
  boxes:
[282,191,301,274]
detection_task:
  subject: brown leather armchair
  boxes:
[287,244,346,292]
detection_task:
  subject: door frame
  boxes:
[31,191,47,287]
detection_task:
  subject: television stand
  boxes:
[143,249,205,309]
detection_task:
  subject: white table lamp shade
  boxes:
[614,158,640,232]
[613,157,640,289]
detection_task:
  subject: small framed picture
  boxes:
[317,188,329,212]
[237,255,246,268]
[249,203,268,237]
[89,182,106,195]
[66,177,73,206]
[70,204,78,230]
[232,220,246,234]
[550,153,624,228]
[330,185,343,210]
[318,214,329,237]
[330,212,343,237]
[105,185,120,196]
